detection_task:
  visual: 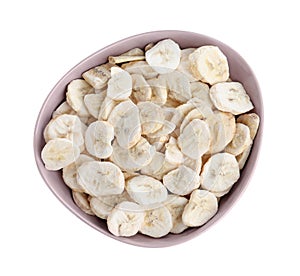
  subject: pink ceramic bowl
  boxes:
[34,30,263,248]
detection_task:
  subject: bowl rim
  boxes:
[33,30,264,248]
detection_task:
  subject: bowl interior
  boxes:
[34,30,263,248]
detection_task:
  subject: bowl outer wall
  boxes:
[34,30,264,248]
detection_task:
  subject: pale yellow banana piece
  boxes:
[98,96,117,121]
[182,189,218,227]
[84,92,106,119]
[236,143,253,170]
[165,137,184,165]
[52,101,76,118]
[72,191,94,215]
[183,155,202,175]
[82,63,113,89]
[109,55,145,64]
[177,48,198,82]
[107,67,132,100]
[225,123,252,156]
[131,73,152,102]
[237,113,260,140]
[122,61,158,79]
[190,82,214,109]
[147,77,168,106]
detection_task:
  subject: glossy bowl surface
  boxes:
[34,30,263,248]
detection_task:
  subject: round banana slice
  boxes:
[189,45,229,85]
[164,195,188,234]
[206,111,236,154]
[90,192,130,219]
[107,67,132,100]
[82,63,113,89]
[182,189,218,227]
[66,79,94,117]
[121,61,158,79]
[131,73,152,103]
[41,138,80,171]
[178,119,210,160]
[140,205,172,238]
[110,138,155,172]
[236,143,253,170]
[209,82,254,115]
[237,113,260,140]
[145,39,181,74]
[126,175,168,205]
[84,93,106,119]
[165,137,184,165]
[72,191,94,215]
[98,96,117,121]
[147,77,168,106]
[62,154,95,192]
[225,123,252,156]
[43,114,84,148]
[108,100,141,149]
[163,165,200,195]
[52,101,76,118]
[107,201,145,237]
[77,161,124,197]
[159,71,191,103]
[176,48,198,82]
[190,82,213,109]
[137,102,165,135]
[85,121,114,159]
[200,153,240,193]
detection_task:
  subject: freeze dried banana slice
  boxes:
[190,82,214,109]
[170,102,195,130]
[109,55,144,64]
[146,120,176,139]
[206,110,236,154]
[237,113,260,140]
[52,101,76,118]
[140,151,165,179]
[131,73,152,102]
[163,165,200,196]
[90,192,130,219]
[126,175,168,205]
[85,121,114,159]
[72,191,94,215]
[160,71,192,103]
[140,205,172,238]
[41,138,80,171]
[82,63,113,89]
[108,100,141,149]
[77,161,124,197]
[43,114,84,149]
[62,154,95,192]
[147,77,168,106]
[165,137,184,165]
[210,82,254,115]
[107,67,132,100]
[236,143,253,170]
[177,48,198,82]
[107,201,145,237]
[147,135,169,152]
[98,96,117,121]
[200,153,240,193]
[164,195,188,234]
[225,123,252,156]
[183,156,202,175]
[182,189,218,227]
[110,138,155,172]
[178,119,210,160]
[137,102,164,135]
[84,92,106,119]
[146,39,181,74]
[189,46,229,85]
[122,61,158,79]
[66,79,94,117]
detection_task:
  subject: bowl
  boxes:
[34,30,264,247]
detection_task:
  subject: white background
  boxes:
[1,0,299,275]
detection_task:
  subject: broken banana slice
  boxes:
[107,201,145,237]
[182,189,218,227]
[209,82,254,115]
[72,191,94,215]
[77,161,124,196]
[126,175,168,205]
[41,138,80,171]
[200,153,240,193]
[82,63,113,89]
[225,123,252,156]
[189,46,229,85]
[146,39,181,74]
[163,165,200,195]
[237,113,260,140]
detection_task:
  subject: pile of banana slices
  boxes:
[41,39,260,238]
